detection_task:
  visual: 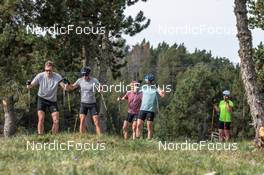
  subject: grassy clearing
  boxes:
[0,133,264,175]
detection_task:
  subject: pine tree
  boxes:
[234,0,264,147]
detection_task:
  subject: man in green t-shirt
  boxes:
[214,90,234,142]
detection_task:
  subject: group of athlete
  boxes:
[27,61,234,141]
[118,79,164,140]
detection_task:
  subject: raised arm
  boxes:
[225,101,233,113]
[157,87,165,98]
[117,93,128,101]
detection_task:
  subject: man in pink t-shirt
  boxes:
[117,81,142,140]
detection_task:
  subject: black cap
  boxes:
[80,67,91,77]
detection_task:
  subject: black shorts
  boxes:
[218,121,231,130]
[80,103,98,116]
[37,97,59,113]
[125,113,138,123]
[138,110,155,122]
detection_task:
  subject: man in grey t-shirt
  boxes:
[27,61,68,134]
[67,67,102,135]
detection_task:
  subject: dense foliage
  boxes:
[122,41,252,140]
[0,0,262,141]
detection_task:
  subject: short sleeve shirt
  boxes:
[125,91,142,114]
[139,85,159,112]
[74,77,100,104]
[219,100,234,122]
[31,72,63,102]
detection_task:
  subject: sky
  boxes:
[124,0,264,63]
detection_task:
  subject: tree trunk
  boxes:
[82,45,88,67]
[234,0,264,147]
[2,96,16,137]
[98,61,108,133]
[97,32,113,133]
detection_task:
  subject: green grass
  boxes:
[0,133,264,175]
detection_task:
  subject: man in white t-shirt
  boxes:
[27,61,68,134]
